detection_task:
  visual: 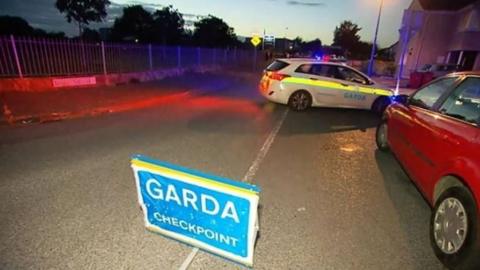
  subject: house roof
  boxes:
[418,0,478,11]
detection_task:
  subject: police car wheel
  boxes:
[288,90,311,111]
[372,97,390,115]
[430,186,480,270]
[375,121,389,152]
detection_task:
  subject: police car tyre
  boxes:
[375,121,389,152]
[371,96,390,115]
[430,186,480,270]
[288,90,312,111]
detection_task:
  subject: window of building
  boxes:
[458,9,480,32]
[447,51,461,65]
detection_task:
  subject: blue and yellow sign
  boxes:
[131,155,260,266]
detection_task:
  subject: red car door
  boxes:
[389,77,459,188]
[423,77,480,197]
[386,102,414,168]
[405,76,480,198]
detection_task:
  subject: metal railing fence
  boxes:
[0,35,257,78]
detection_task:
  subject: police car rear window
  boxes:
[266,60,289,71]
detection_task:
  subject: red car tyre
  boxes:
[430,186,480,269]
[375,121,389,152]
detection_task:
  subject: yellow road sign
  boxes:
[250,35,261,47]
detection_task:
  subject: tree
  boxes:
[0,16,66,38]
[110,5,153,42]
[151,6,185,45]
[302,39,322,53]
[193,16,237,47]
[333,20,362,55]
[353,41,375,60]
[0,16,34,36]
[55,0,111,36]
[293,36,303,50]
[81,27,101,41]
[32,28,67,38]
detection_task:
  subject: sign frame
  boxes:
[131,155,260,267]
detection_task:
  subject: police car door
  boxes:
[308,64,368,107]
[306,64,355,107]
[335,66,374,109]
[292,64,336,107]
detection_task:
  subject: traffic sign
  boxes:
[264,35,275,43]
[131,154,260,266]
[250,35,261,47]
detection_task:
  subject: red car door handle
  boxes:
[443,134,460,145]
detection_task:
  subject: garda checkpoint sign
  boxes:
[131,155,260,266]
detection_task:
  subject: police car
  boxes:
[259,59,394,113]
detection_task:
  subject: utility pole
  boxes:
[367,0,384,77]
[262,29,265,51]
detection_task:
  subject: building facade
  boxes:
[397,0,480,77]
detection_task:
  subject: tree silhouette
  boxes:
[81,27,101,41]
[110,5,153,42]
[0,16,34,36]
[55,0,111,36]
[0,16,65,38]
[193,16,237,47]
[151,6,185,45]
[333,20,362,55]
[302,39,322,53]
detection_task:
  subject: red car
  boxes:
[376,72,480,269]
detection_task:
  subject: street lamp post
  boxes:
[367,0,384,77]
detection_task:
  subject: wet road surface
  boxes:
[0,72,444,269]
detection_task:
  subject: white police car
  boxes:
[259,59,393,113]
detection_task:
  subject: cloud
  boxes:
[0,0,165,36]
[112,0,165,11]
[287,1,326,7]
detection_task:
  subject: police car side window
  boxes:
[309,64,338,79]
[336,66,367,84]
[295,64,312,74]
[310,64,327,76]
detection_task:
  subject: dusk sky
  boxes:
[0,0,412,47]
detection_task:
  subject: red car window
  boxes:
[410,77,457,109]
[439,77,480,124]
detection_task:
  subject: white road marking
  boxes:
[242,108,289,183]
[178,248,199,270]
[177,108,289,270]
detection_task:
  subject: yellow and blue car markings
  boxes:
[282,77,393,97]
[344,92,366,101]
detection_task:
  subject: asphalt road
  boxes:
[0,72,445,269]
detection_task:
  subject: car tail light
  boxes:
[267,72,290,81]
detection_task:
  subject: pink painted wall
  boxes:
[0,66,218,92]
